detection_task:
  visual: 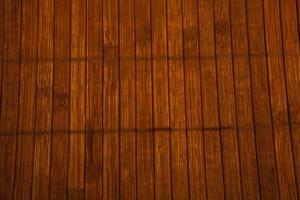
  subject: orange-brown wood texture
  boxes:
[0,0,299,199]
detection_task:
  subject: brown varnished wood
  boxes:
[230,0,260,199]
[263,0,298,198]
[0,0,299,199]
[183,0,206,199]
[279,0,300,196]
[68,0,87,198]
[102,0,119,198]
[214,0,243,198]
[135,0,155,198]
[0,0,21,199]
[198,0,224,199]
[50,0,70,199]
[85,0,103,199]
[151,0,172,199]
[32,0,54,199]
[167,0,190,199]
[246,0,280,198]
[14,0,38,198]
[119,0,137,199]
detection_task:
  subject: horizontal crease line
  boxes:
[2,51,300,63]
[0,123,298,136]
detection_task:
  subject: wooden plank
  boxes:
[119,0,136,199]
[214,0,243,198]
[279,0,300,195]
[50,0,70,198]
[198,0,224,199]
[229,0,260,199]
[135,0,155,198]
[32,0,54,199]
[246,0,280,199]
[103,0,119,198]
[263,0,298,199]
[167,0,189,199]
[14,0,38,198]
[151,0,172,199]
[85,0,103,199]
[0,0,3,112]
[182,0,206,199]
[0,0,21,198]
[68,0,86,198]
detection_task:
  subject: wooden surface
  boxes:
[0,0,299,199]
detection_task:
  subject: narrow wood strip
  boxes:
[214,0,243,198]
[119,0,137,198]
[50,0,70,198]
[246,0,280,198]
[85,0,103,199]
[167,0,189,199]
[103,0,120,198]
[198,0,224,199]
[14,0,38,198]
[263,0,298,198]
[0,0,4,114]
[68,0,87,198]
[151,0,172,198]
[230,0,260,198]
[0,0,21,198]
[279,0,300,195]
[135,0,155,198]
[32,0,54,199]
[183,0,206,199]
[69,61,86,199]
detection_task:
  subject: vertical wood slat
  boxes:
[151,0,172,199]
[167,0,189,199]
[263,0,298,199]
[135,0,155,198]
[246,0,280,199]
[229,0,261,199]
[279,0,300,196]
[0,0,21,199]
[85,0,103,199]
[50,0,70,199]
[0,0,3,114]
[214,0,243,199]
[103,0,120,198]
[14,0,38,198]
[32,0,54,199]
[119,0,137,199]
[183,0,207,199]
[68,0,87,198]
[198,0,224,199]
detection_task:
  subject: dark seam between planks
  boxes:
[2,51,300,63]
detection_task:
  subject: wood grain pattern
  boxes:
[230,0,260,199]
[14,0,38,198]
[32,0,53,199]
[198,0,224,199]
[0,0,21,199]
[151,0,172,199]
[85,0,103,199]
[246,0,280,198]
[167,0,190,199]
[0,0,299,199]
[214,0,242,198]
[103,0,119,198]
[183,0,206,199]
[135,0,155,198]
[50,0,70,199]
[279,0,300,196]
[263,0,298,199]
[119,0,136,199]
